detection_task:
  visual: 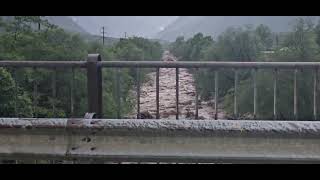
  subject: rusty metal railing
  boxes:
[1,55,320,120]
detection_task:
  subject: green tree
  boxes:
[223,17,320,120]
[0,68,33,117]
[255,24,273,50]
[0,16,164,118]
[283,17,316,59]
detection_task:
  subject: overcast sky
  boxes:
[71,16,179,38]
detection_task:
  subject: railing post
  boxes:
[87,54,102,118]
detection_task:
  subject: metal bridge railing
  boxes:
[2,54,320,163]
[1,54,320,120]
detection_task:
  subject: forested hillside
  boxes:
[0,16,163,118]
[169,17,320,120]
[1,16,88,34]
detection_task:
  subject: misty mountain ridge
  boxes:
[47,16,171,44]
[156,16,320,41]
[5,16,318,43]
[45,16,89,34]
[0,16,89,35]
[70,16,178,38]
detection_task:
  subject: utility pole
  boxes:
[142,37,145,60]
[37,16,42,31]
[276,34,279,49]
[101,26,106,45]
[125,32,127,39]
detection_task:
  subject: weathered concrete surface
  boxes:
[1,118,320,137]
[1,118,320,163]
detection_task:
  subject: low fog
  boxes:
[70,16,179,38]
[67,16,319,41]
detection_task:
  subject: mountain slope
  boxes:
[0,16,89,35]
[45,16,88,34]
[156,16,320,41]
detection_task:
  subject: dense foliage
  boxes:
[3,16,320,121]
[0,16,163,118]
[170,18,320,120]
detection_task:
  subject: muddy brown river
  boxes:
[128,51,225,119]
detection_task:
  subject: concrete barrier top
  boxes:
[1,118,320,138]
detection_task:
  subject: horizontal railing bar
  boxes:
[100,61,320,69]
[0,61,87,68]
[2,61,320,69]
